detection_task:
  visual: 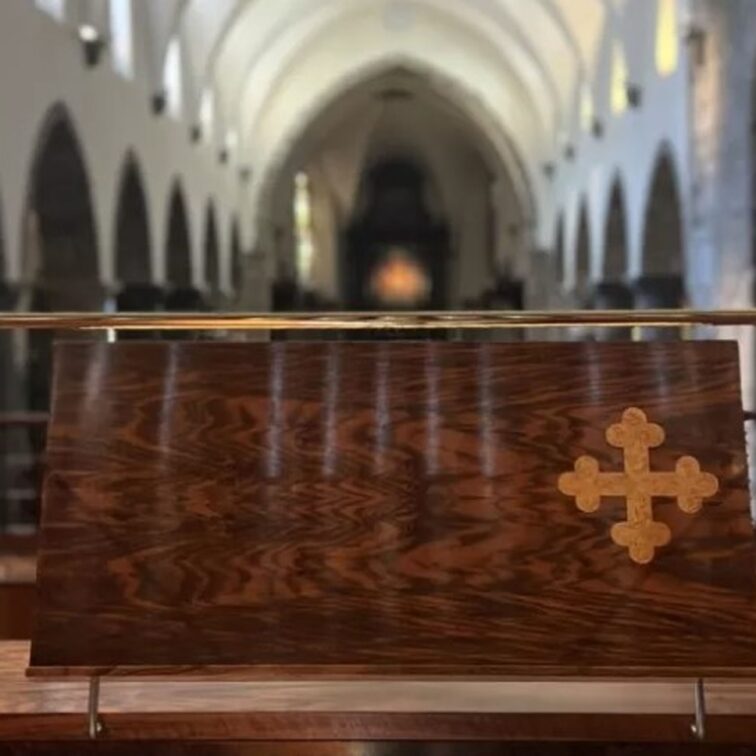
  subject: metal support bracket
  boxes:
[87,677,103,740]
[690,678,706,741]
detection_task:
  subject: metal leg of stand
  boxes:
[690,678,706,741]
[87,677,103,740]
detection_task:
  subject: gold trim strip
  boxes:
[0,310,753,331]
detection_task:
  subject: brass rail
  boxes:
[0,309,753,331]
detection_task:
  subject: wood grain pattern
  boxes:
[29,342,755,678]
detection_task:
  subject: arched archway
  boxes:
[642,150,684,277]
[230,216,242,294]
[603,179,628,282]
[637,148,685,310]
[26,106,100,308]
[165,181,201,311]
[203,202,220,306]
[574,201,591,303]
[115,154,160,313]
[262,66,521,314]
[24,105,101,412]
[593,179,633,313]
[554,213,565,287]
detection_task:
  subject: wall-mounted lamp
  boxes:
[684,26,707,66]
[78,24,106,68]
[626,83,643,109]
[151,91,167,116]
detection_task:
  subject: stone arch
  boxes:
[114,153,162,314]
[593,178,633,314]
[23,104,102,412]
[203,201,220,296]
[230,215,242,293]
[165,181,202,312]
[115,153,152,286]
[636,146,685,311]
[24,104,100,306]
[165,181,192,288]
[575,200,591,293]
[554,212,565,286]
[641,147,684,277]
[603,178,628,282]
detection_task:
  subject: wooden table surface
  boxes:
[6,641,756,744]
[30,341,755,680]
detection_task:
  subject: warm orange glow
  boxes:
[370,249,431,306]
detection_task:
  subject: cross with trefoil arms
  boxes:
[558,407,719,565]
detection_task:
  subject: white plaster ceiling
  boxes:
[145,0,617,179]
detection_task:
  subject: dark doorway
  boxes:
[115,155,160,315]
[575,201,591,300]
[642,151,684,278]
[603,179,628,282]
[25,106,100,413]
[554,213,565,287]
[637,149,685,310]
[344,158,449,311]
[203,202,220,306]
[165,181,201,312]
[230,216,242,295]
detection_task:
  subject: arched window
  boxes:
[610,42,629,115]
[580,82,594,132]
[199,89,215,142]
[163,37,183,119]
[293,172,315,285]
[656,0,680,76]
[35,0,65,21]
[110,0,134,79]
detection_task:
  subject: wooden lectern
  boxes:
[11,340,756,751]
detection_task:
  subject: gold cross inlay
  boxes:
[558,407,720,565]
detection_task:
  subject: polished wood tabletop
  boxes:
[29,341,754,679]
[5,641,756,744]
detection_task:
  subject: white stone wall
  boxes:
[0,0,752,313]
[0,0,246,297]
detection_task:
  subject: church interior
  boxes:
[2,0,756,752]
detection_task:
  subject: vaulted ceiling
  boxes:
[139,0,648,191]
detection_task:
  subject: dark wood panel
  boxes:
[30,342,755,677]
[3,745,756,756]
[0,586,35,640]
[6,713,756,746]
